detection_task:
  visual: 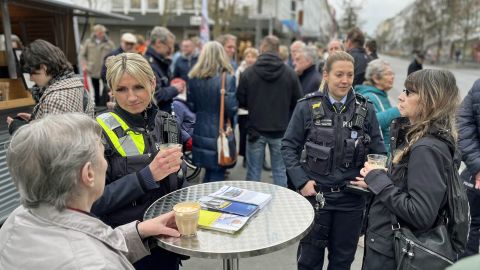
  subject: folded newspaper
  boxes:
[198,209,251,234]
[208,186,272,209]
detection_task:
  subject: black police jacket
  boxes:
[281,90,386,210]
[362,118,452,268]
[91,105,176,227]
[145,47,178,112]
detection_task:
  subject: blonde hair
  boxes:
[105,53,155,95]
[323,51,354,73]
[393,69,459,164]
[279,45,289,61]
[243,47,259,59]
[188,41,233,79]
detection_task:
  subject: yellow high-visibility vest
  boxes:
[96,112,145,157]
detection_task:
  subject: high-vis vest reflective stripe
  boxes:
[96,112,145,157]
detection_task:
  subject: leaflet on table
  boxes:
[197,209,250,234]
[198,196,259,217]
[208,186,272,208]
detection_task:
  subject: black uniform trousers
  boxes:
[298,198,363,270]
[133,246,181,270]
[461,189,480,257]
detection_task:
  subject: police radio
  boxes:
[351,97,368,131]
[153,109,180,151]
[161,110,180,144]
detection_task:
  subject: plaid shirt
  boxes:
[32,76,95,119]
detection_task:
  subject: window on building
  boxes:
[148,0,159,9]
[183,0,195,10]
[112,0,123,9]
[131,0,141,9]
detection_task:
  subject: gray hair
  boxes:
[300,46,318,64]
[7,113,102,210]
[92,24,106,33]
[365,59,390,83]
[150,26,174,44]
[216,34,237,46]
[327,39,344,51]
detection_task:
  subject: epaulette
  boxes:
[298,91,324,102]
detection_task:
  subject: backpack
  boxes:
[433,132,470,254]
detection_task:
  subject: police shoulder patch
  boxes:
[298,91,323,102]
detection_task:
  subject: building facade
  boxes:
[74,0,337,47]
[376,0,480,63]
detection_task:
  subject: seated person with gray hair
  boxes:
[0,113,181,270]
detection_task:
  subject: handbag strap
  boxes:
[390,213,401,231]
[219,72,226,132]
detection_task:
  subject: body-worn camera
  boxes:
[351,100,368,130]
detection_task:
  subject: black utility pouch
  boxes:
[343,139,355,167]
[354,137,368,167]
[305,141,333,175]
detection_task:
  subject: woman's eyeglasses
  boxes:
[403,88,416,97]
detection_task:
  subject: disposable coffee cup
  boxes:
[173,202,201,237]
[367,154,388,169]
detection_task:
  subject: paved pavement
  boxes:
[180,55,478,269]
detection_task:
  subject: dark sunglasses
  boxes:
[403,88,416,97]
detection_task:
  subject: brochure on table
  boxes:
[198,196,259,217]
[208,185,272,209]
[198,209,251,234]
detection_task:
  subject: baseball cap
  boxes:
[121,33,137,44]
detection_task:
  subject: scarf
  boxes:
[31,70,76,103]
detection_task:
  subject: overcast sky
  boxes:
[328,0,415,36]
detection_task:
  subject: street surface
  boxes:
[180,55,478,270]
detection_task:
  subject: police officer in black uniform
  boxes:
[281,51,386,270]
[144,26,183,112]
[92,53,185,270]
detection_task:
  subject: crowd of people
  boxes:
[1,22,480,270]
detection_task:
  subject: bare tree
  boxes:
[211,0,237,39]
[452,0,480,63]
[161,0,172,27]
[339,0,361,34]
[403,0,429,53]
[407,0,455,63]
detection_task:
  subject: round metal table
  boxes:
[144,181,314,270]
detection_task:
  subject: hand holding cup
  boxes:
[173,202,201,237]
[149,143,183,181]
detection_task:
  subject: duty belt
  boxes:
[315,184,346,193]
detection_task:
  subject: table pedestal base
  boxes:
[223,258,239,270]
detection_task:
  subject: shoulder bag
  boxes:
[217,72,237,167]
[389,134,469,269]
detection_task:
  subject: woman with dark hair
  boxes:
[352,69,461,269]
[6,39,94,134]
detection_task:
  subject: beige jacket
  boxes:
[0,204,150,270]
[80,36,115,78]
